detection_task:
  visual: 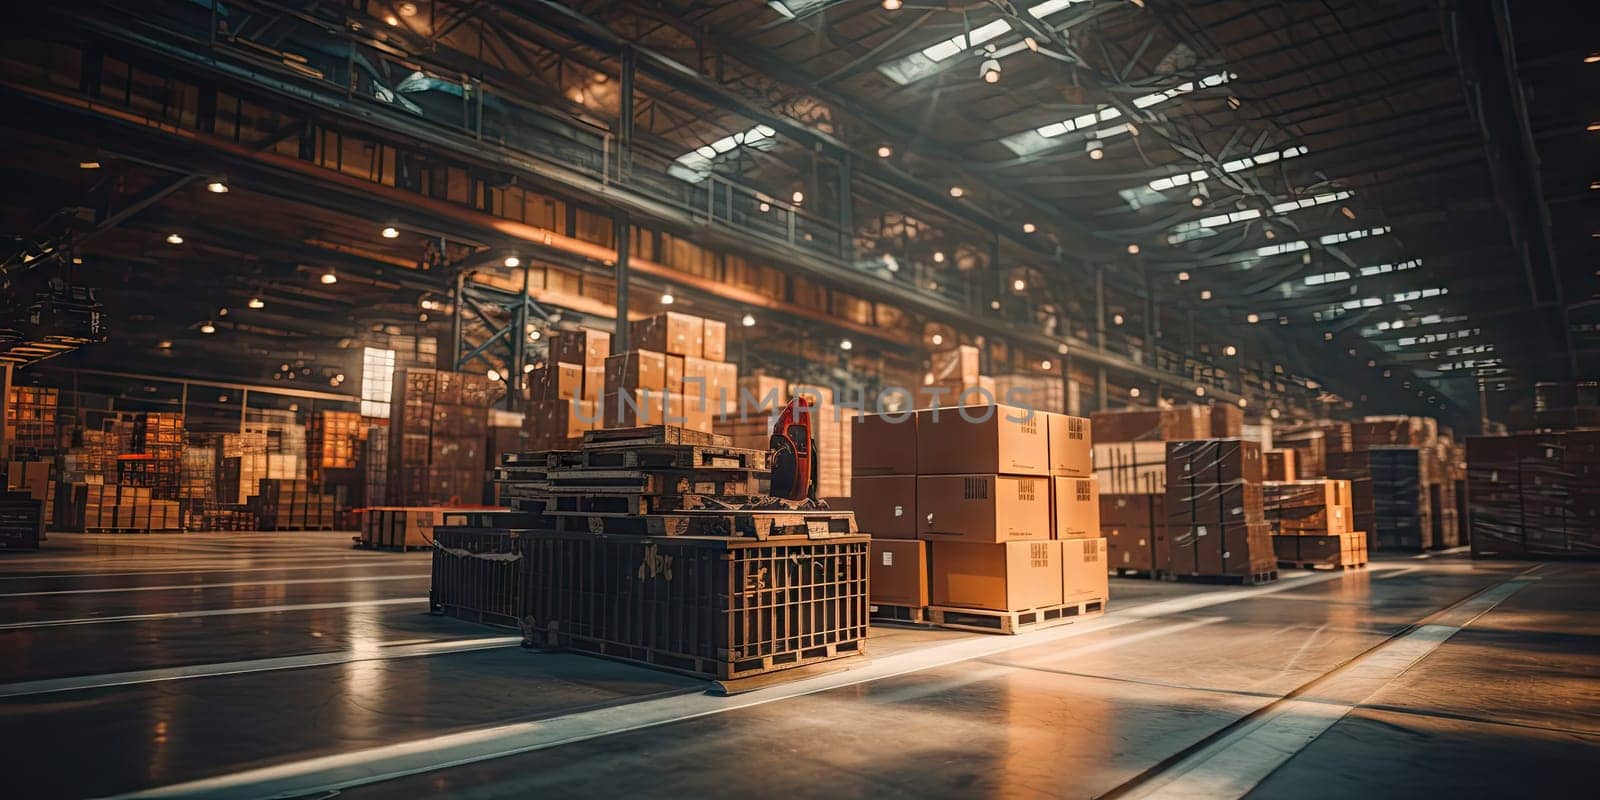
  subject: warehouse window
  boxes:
[360,347,396,418]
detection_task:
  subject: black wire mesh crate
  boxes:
[430,526,526,628]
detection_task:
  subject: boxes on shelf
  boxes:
[1369,446,1434,551]
[1091,405,1209,443]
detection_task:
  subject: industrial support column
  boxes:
[837,153,853,261]
[613,212,631,353]
[451,269,467,371]
[508,265,530,411]
[619,45,635,178]
[1094,266,1108,412]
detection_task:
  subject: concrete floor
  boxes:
[1,533,1595,799]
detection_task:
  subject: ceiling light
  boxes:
[933,251,946,263]
[1269,408,1280,419]
[504,256,521,267]
[1237,397,1248,408]
[521,363,536,374]
[321,269,338,284]
[931,333,944,346]
[529,329,542,341]
[79,161,100,169]
[1191,194,1204,207]
[384,14,399,26]
[1177,271,1190,281]
[420,298,435,310]
[217,307,229,317]
[1057,343,1069,355]
[1126,243,1140,255]
[990,300,1001,310]
[206,180,229,194]
[1200,289,1212,300]
[1040,359,1052,370]
[660,291,675,305]
[1588,122,1600,132]
[1022,222,1036,233]
[839,338,853,351]
[1226,95,1241,109]
[1367,359,1378,368]
[1024,36,1039,53]
[199,322,216,334]
[1195,385,1207,397]
[1112,313,1124,325]
[758,201,771,212]
[1224,345,1237,356]
[1086,139,1104,160]
[741,313,756,327]
[1324,332,1335,341]
[248,297,265,309]
[980,58,1001,84]
[487,369,501,382]
[881,0,902,9]
[157,340,171,350]
[1129,387,1142,398]
[1012,278,1027,292]
[1246,313,1260,324]
[1264,228,1277,239]
[949,185,965,197]
[1340,206,1357,220]
[1190,182,1208,207]
[381,226,399,238]
[71,257,83,265]
[791,190,805,204]
[877,145,893,158]
[165,233,183,245]
[1586,52,1600,63]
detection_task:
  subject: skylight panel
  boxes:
[670,123,779,183]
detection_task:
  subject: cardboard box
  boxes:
[546,363,584,401]
[1047,413,1092,477]
[664,354,685,395]
[1264,449,1297,482]
[1105,524,1168,572]
[870,538,929,607]
[852,413,917,475]
[601,389,687,428]
[1273,531,1365,567]
[928,345,980,384]
[1167,519,1275,576]
[1051,476,1100,539]
[918,474,1051,543]
[1264,479,1352,535]
[1166,439,1263,485]
[851,475,917,538]
[915,406,1048,476]
[551,329,611,369]
[930,540,1063,612]
[583,365,605,402]
[1061,537,1109,606]
[1093,441,1169,494]
[631,311,703,357]
[702,318,727,362]
[604,350,666,394]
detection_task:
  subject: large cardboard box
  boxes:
[664,354,685,395]
[583,365,605,402]
[870,538,929,607]
[916,406,1048,476]
[601,389,687,428]
[1105,524,1168,572]
[853,413,917,475]
[930,540,1063,611]
[1167,519,1275,576]
[542,363,584,401]
[1166,439,1264,485]
[631,311,703,357]
[551,329,611,369]
[604,350,666,394]
[918,474,1050,543]
[1093,441,1168,494]
[1264,479,1352,535]
[702,319,727,362]
[1047,413,1092,477]
[1052,476,1100,539]
[1061,537,1109,606]
[851,475,917,538]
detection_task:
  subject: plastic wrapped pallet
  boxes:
[1162,439,1273,579]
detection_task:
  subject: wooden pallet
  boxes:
[550,493,764,515]
[870,603,930,624]
[530,628,865,684]
[1277,560,1367,571]
[1111,567,1160,579]
[546,467,767,496]
[582,426,731,449]
[928,598,1105,635]
[1159,569,1279,585]
[579,444,768,471]
[548,509,857,539]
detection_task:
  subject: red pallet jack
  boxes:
[765,395,828,509]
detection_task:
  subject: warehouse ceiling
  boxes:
[1,0,1594,429]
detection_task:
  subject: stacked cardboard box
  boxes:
[992,373,1066,414]
[593,314,737,437]
[4,385,58,458]
[80,484,181,531]
[854,406,1101,621]
[1163,439,1275,580]
[1093,441,1168,494]
[918,344,994,408]
[1467,432,1598,557]
[0,489,42,549]
[1369,447,1434,550]
[525,328,608,450]
[363,424,388,506]
[714,374,787,451]
[1100,492,1166,572]
[308,410,363,480]
[1089,404,1223,495]
[5,460,52,537]
[1210,404,1244,439]
[1273,532,1367,569]
[1264,479,1367,569]
[388,368,493,506]
[1091,405,1210,443]
[252,478,338,530]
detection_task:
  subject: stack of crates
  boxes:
[387,369,493,505]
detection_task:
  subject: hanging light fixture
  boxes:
[933,251,946,263]
[486,368,501,382]
[1126,243,1140,255]
[165,233,184,245]
[1178,271,1191,281]
[1022,222,1036,233]
[248,297,265,309]
[660,290,675,305]
[839,338,854,351]
[741,313,756,327]
[504,256,521,267]
[881,0,902,9]
[321,269,338,285]
[979,58,1001,84]
[1012,278,1027,292]
[381,225,399,239]
[791,190,804,204]
[1086,139,1104,160]
[930,333,944,346]
[1040,359,1052,370]
[948,185,965,197]
[877,145,893,158]
[199,321,216,334]
[1129,387,1142,398]
[207,179,229,194]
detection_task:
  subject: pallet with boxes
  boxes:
[1263,479,1368,570]
[1162,440,1277,584]
[388,368,493,506]
[853,404,1105,634]
[1467,430,1600,558]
